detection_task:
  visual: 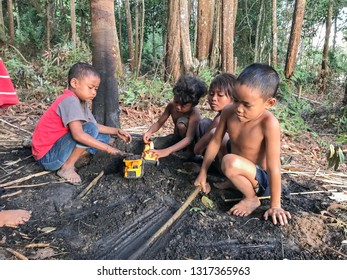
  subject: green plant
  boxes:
[327,144,345,171]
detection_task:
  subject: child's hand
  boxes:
[143,132,152,143]
[264,207,291,225]
[106,146,128,157]
[150,149,170,159]
[117,129,132,143]
[194,173,208,193]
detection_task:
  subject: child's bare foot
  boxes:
[0,209,32,228]
[229,197,261,217]
[200,182,211,195]
[57,167,82,185]
[214,180,233,190]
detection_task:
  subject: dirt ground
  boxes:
[0,102,347,260]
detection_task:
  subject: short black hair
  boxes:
[173,75,207,106]
[68,62,101,87]
[209,72,237,98]
[237,63,280,99]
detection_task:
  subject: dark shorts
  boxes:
[255,166,271,196]
[195,118,213,140]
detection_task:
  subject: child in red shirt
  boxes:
[32,62,131,185]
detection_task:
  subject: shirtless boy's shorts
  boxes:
[255,166,271,196]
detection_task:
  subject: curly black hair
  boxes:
[173,75,207,106]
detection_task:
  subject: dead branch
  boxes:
[3,182,52,189]
[77,170,104,199]
[24,243,50,249]
[129,186,201,260]
[223,196,270,202]
[0,118,33,135]
[0,171,51,188]
[290,190,338,195]
[0,190,22,198]
[5,248,28,260]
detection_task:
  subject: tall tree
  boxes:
[210,0,221,69]
[164,0,180,81]
[45,1,52,52]
[272,0,278,68]
[70,0,77,48]
[197,0,214,62]
[0,0,5,41]
[7,0,14,43]
[221,0,237,73]
[180,0,193,73]
[91,0,120,127]
[320,0,333,93]
[124,0,135,71]
[284,0,306,79]
[254,0,265,62]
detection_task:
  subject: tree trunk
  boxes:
[343,74,347,105]
[124,0,135,71]
[254,0,264,62]
[7,0,14,43]
[197,0,213,62]
[209,0,221,69]
[0,0,5,41]
[272,0,278,68]
[136,0,144,77]
[70,0,77,48]
[180,0,193,73]
[221,0,236,73]
[320,0,333,94]
[165,0,181,81]
[114,10,123,78]
[284,0,306,79]
[117,2,122,59]
[134,0,139,71]
[91,0,120,128]
[46,1,51,52]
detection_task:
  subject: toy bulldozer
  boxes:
[123,141,159,179]
[123,156,144,179]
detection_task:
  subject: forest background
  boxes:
[0,0,347,165]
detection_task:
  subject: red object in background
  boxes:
[0,58,19,108]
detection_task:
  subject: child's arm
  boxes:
[97,124,132,143]
[262,117,291,225]
[143,103,172,143]
[194,110,227,193]
[69,121,126,156]
[194,115,220,155]
[152,108,201,158]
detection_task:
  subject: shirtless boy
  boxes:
[194,63,291,225]
[32,62,131,185]
[143,75,207,159]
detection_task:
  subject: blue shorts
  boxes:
[255,166,271,196]
[38,122,110,171]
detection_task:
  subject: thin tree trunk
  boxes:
[210,0,221,69]
[254,0,264,62]
[124,0,135,70]
[7,0,14,43]
[114,10,123,78]
[180,0,193,73]
[0,0,5,41]
[134,0,139,71]
[320,0,333,94]
[284,0,306,79]
[46,1,51,52]
[117,2,122,58]
[70,0,77,48]
[91,0,120,127]
[272,0,278,68]
[136,0,144,77]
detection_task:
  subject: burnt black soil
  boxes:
[0,136,346,260]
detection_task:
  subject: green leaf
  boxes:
[201,195,216,210]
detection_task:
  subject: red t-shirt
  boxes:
[32,89,96,160]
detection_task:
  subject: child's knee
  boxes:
[82,122,98,138]
[176,122,187,137]
[221,154,241,175]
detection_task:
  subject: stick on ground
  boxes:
[129,186,201,260]
[77,170,104,199]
